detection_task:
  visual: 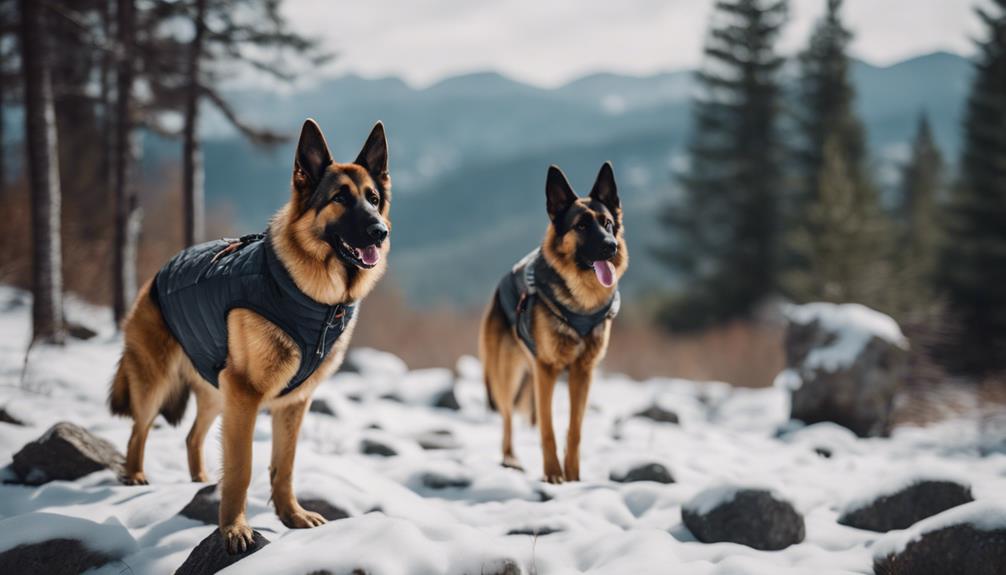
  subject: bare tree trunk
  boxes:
[20,0,65,344]
[113,0,139,324]
[182,0,208,247]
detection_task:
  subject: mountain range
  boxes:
[140,51,974,306]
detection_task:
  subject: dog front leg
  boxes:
[218,369,262,554]
[564,362,594,482]
[270,399,325,528]
[533,361,563,483]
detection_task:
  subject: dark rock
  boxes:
[610,463,675,484]
[379,393,404,403]
[346,393,364,403]
[416,430,460,450]
[66,322,98,341]
[633,405,679,424]
[682,488,805,550]
[814,447,833,458]
[179,484,221,524]
[309,399,337,417]
[432,388,461,411]
[874,524,1006,575]
[785,305,909,438]
[420,472,471,490]
[175,529,269,575]
[0,407,25,426]
[365,423,383,431]
[507,526,561,536]
[839,480,974,533]
[11,421,125,485]
[0,538,116,575]
[479,558,523,574]
[360,439,396,457]
[300,499,350,521]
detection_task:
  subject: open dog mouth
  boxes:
[334,236,381,269]
[578,257,616,288]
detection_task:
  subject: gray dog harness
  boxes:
[496,248,620,356]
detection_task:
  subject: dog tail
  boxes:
[109,360,131,417]
[159,383,191,427]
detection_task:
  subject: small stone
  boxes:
[175,528,269,575]
[420,472,471,490]
[432,388,461,411]
[610,463,675,484]
[0,407,25,426]
[633,405,679,424]
[0,539,115,575]
[178,484,221,524]
[309,399,337,417]
[506,526,561,537]
[360,439,397,457]
[11,422,125,485]
[682,488,805,550]
[839,480,974,533]
[415,430,460,450]
[300,498,350,521]
[874,523,1006,575]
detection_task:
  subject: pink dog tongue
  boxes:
[593,260,615,287]
[360,245,381,266]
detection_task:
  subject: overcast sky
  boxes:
[284,0,980,88]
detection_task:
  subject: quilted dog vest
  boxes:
[152,233,355,395]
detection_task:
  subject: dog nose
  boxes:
[366,222,388,243]
[601,239,617,259]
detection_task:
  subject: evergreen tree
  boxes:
[784,0,890,308]
[659,0,789,331]
[895,113,943,315]
[938,0,1006,376]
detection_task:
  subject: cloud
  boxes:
[282,0,976,88]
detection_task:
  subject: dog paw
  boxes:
[121,472,148,486]
[279,508,327,529]
[543,472,565,485]
[190,472,209,483]
[502,455,524,471]
[221,522,256,554]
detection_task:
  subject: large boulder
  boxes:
[179,485,221,524]
[682,486,805,550]
[175,529,269,575]
[783,303,909,437]
[11,422,125,485]
[839,480,974,532]
[873,501,1006,575]
[0,539,116,575]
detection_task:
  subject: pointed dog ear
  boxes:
[355,122,389,186]
[293,119,333,197]
[545,165,577,222]
[589,161,620,214]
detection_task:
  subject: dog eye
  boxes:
[332,185,350,204]
[367,191,380,206]
[604,219,613,232]
[575,221,587,231]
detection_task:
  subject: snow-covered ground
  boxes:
[0,286,1004,574]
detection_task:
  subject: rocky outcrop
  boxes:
[783,303,909,437]
[874,524,1006,575]
[175,529,269,575]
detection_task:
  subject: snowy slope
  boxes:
[0,286,1004,574]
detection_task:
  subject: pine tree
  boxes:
[895,113,943,315]
[659,0,789,331]
[938,0,1006,376]
[784,0,891,308]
